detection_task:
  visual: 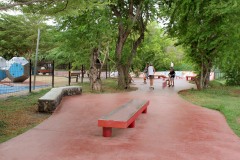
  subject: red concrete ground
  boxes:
[0,78,240,160]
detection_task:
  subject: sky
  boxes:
[0,5,56,26]
[0,0,22,15]
[0,10,22,15]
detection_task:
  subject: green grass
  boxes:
[79,78,137,93]
[0,89,51,143]
[0,78,136,143]
[179,81,240,137]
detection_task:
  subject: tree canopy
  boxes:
[1,0,239,90]
[0,13,55,60]
[163,0,240,89]
[133,22,188,72]
[46,6,115,69]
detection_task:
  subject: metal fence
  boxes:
[0,59,113,99]
[214,69,225,80]
[1,60,87,99]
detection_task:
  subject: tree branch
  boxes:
[0,0,51,10]
[126,1,142,34]
[128,0,134,19]
[110,4,125,38]
[110,4,121,18]
[54,0,69,14]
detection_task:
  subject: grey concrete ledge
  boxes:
[38,86,82,113]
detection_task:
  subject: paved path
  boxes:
[0,78,240,160]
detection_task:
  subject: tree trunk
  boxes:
[195,56,212,90]
[111,1,145,89]
[115,26,130,89]
[89,47,102,92]
[117,63,130,89]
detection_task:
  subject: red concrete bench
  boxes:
[154,74,167,80]
[186,75,196,81]
[38,69,51,75]
[98,99,149,137]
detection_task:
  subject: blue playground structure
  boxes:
[0,57,29,82]
[0,70,6,81]
[0,57,7,81]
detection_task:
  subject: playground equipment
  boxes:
[0,57,7,81]
[0,57,29,82]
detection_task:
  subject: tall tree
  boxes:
[109,0,159,89]
[0,13,53,59]
[2,0,113,91]
[163,0,239,89]
[135,22,187,72]
[46,7,115,91]
[217,4,240,86]
[2,0,171,90]
[21,0,161,89]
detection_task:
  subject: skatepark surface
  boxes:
[0,78,240,160]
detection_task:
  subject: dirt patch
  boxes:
[178,89,192,95]
[229,89,240,97]
[232,90,240,94]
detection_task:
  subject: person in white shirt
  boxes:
[148,63,155,89]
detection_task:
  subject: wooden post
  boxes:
[68,62,71,86]
[29,59,32,93]
[81,64,84,83]
[52,60,54,88]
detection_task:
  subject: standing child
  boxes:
[148,63,155,89]
[168,67,175,87]
[143,63,149,84]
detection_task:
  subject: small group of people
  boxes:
[143,62,175,89]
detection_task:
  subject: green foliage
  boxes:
[208,80,224,88]
[220,50,240,86]
[0,14,36,58]
[108,0,164,88]
[46,6,115,69]
[0,0,113,68]
[163,0,240,88]
[21,0,110,17]
[133,22,189,72]
[1,1,197,80]
[0,13,56,60]
[216,4,240,86]
[0,89,50,143]
[0,121,7,129]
